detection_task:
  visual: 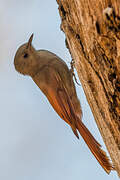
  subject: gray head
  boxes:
[14,34,37,76]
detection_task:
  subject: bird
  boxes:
[14,34,113,173]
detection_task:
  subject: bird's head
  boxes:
[14,34,37,76]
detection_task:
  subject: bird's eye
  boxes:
[23,53,28,58]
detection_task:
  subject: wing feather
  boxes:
[46,67,113,173]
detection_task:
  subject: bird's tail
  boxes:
[76,119,114,174]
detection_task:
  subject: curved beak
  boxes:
[27,33,34,49]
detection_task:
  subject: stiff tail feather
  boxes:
[52,71,113,173]
[76,120,114,174]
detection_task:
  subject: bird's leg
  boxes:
[70,59,80,86]
[65,38,80,86]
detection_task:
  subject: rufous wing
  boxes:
[45,67,113,173]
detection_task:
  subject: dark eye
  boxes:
[23,53,28,58]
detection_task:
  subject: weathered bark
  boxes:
[57,0,120,176]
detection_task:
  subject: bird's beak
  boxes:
[27,33,34,49]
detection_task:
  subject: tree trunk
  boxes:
[57,0,120,176]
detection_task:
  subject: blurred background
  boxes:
[0,0,118,179]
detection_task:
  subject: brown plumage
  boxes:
[14,34,113,173]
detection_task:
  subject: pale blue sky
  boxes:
[0,1,118,179]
